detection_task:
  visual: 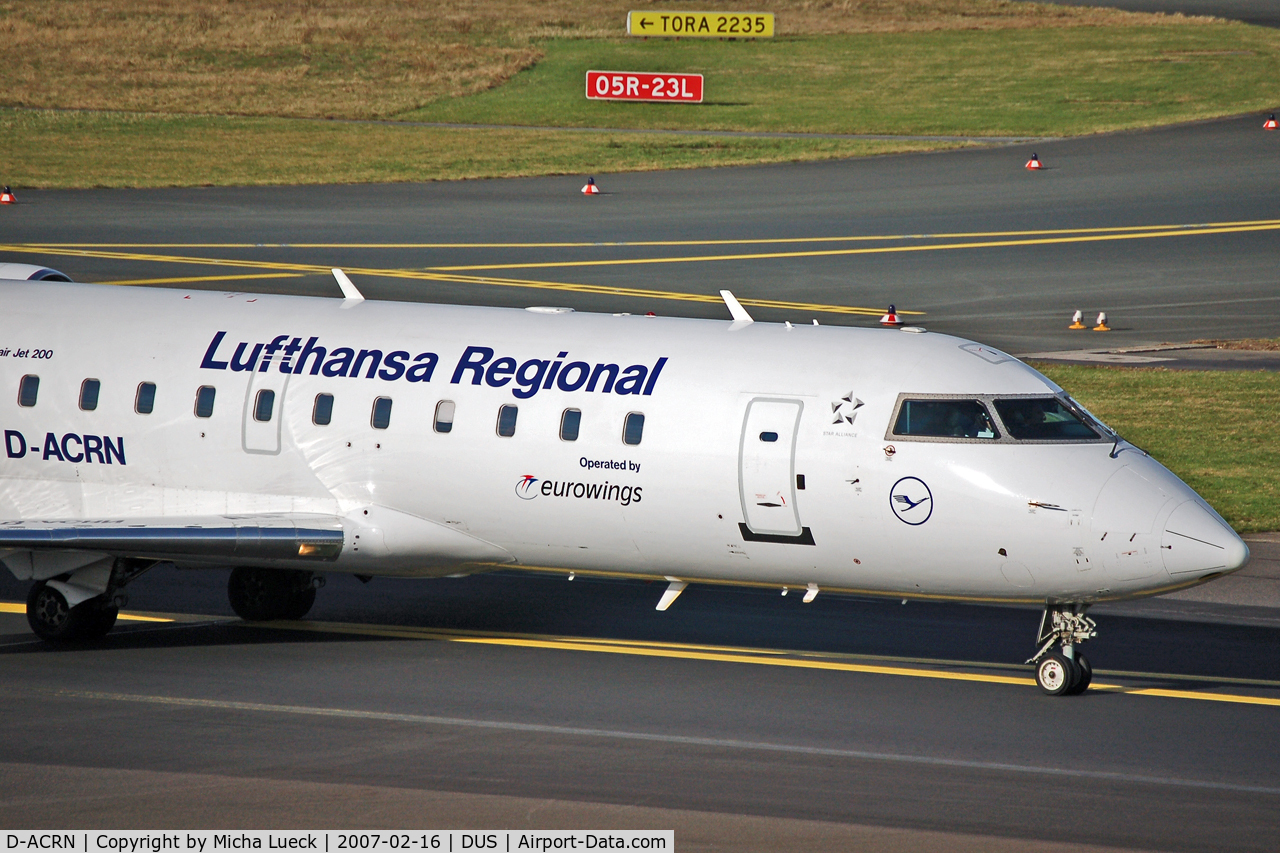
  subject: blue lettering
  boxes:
[352,349,383,380]
[60,433,84,463]
[230,342,263,372]
[615,364,648,395]
[557,362,590,392]
[485,357,517,387]
[83,434,105,464]
[378,350,410,381]
[4,430,25,458]
[279,337,303,373]
[587,363,619,393]
[452,346,494,385]
[42,432,65,462]
[200,331,229,370]
[513,359,549,399]
[642,357,667,395]
[405,353,438,382]
[259,335,289,372]
[322,347,354,377]
[293,337,326,375]
[543,351,569,389]
[104,436,126,465]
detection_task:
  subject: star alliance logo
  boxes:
[831,392,864,425]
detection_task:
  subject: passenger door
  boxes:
[739,398,803,536]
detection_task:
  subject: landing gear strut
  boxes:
[1028,604,1096,696]
[227,567,323,621]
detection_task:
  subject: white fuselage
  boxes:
[0,281,1249,604]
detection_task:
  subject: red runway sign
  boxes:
[586,70,704,103]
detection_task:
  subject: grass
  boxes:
[2,1,1278,187]
[1037,365,1280,534]
[403,26,1280,137]
[0,108,964,188]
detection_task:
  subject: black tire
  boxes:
[228,568,316,621]
[1036,652,1079,696]
[1066,653,1093,695]
[26,581,115,642]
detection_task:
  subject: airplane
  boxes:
[0,266,1250,696]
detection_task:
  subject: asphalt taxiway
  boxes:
[2,112,1280,849]
[1,114,1278,356]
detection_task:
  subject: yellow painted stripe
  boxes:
[255,619,1280,708]
[102,273,303,286]
[0,245,910,317]
[0,601,172,623]
[26,218,1280,250]
[430,222,1280,272]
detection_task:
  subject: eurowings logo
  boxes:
[515,475,540,500]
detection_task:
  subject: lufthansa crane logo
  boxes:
[515,475,540,500]
[890,477,933,525]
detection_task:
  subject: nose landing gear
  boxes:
[1028,604,1096,696]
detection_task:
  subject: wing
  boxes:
[0,514,344,563]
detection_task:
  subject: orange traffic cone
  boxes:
[879,304,904,327]
[1265,114,1277,130]
[1025,153,1043,170]
[1069,310,1086,330]
[0,186,14,204]
[1093,312,1110,332]
[581,177,600,195]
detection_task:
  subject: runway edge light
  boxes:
[1265,114,1277,130]
[1093,311,1110,332]
[1025,153,1043,170]
[1069,310,1086,330]
[0,186,14,204]
[581,177,601,195]
[879,304,904,327]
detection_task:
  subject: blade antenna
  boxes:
[332,268,364,304]
[720,290,753,324]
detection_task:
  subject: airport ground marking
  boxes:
[26,218,1280,250]
[247,618,1280,707]
[103,273,304,286]
[0,602,172,623]
[24,686,1280,796]
[429,222,1280,272]
[0,244,906,317]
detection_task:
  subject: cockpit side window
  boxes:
[992,397,1100,441]
[893,400,998,439]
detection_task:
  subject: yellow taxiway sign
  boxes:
[627,11,774,38]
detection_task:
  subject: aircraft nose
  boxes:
[1161,500,1250,580]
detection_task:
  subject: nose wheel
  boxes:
[1028,605,1096,696]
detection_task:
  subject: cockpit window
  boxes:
[992,397,1100,440]
[893,400,998,439]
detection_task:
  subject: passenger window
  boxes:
[79,379,101,411]
[759,431,778,442]
[135,382,157,415]
[993,398,1100,441]
[623,412,645,446]
[434,400,455,434]
[496,405,518,437]
[313,393,334,426]
[894,400,998,439]
[371,397,393,430]
[17,375,38,408]
[560,408,581,441]
[253,389,275,422]
[194,386,216,418]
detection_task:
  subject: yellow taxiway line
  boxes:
[3,599,1278,706]
[25,218,1280,250]
[0,601,172,623]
